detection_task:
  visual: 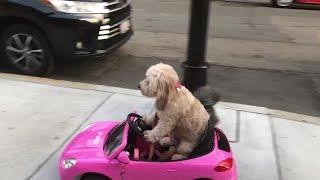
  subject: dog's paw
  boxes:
[159,137,174,147]
[141,114,149,123]
[141,114,154,126]
[171,154,187,160]
[143,130,157,143]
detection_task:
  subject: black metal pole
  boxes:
[183,0,220,120]
[183,0,210,91]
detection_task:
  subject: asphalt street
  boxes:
[1,0,320,116]
[48,56,320,117]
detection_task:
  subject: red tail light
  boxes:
[214,158,233,172]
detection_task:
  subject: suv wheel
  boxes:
[272,0,293,7]
[0,24,55,76]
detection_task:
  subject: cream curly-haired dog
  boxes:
[138,63,210,160]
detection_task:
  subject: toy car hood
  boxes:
[61,121,119,159]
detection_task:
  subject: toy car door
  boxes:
[121,161,180,180]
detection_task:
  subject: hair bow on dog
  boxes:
[175,82,182,92]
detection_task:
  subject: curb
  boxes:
[1,72,319,126]
[0,73,142,97]
[218,102,320,126]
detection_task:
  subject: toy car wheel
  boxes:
[0,24,55,76]
[81,174,110,180]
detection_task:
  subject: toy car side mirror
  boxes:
[117,151,130,164]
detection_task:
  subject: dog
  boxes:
[138,63,210,160]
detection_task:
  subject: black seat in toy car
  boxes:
[190,117,215,158]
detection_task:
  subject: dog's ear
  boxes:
[156,74,170,111]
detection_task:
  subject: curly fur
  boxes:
[139,63,210,160]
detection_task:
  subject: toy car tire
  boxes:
[82,174,110,180]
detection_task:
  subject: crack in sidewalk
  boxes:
[269,116,284,180]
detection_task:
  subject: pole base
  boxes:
[182,62,209,92]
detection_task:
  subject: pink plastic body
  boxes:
[59,121,237,180]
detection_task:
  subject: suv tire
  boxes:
[0,24,55,76]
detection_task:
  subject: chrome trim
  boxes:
[101,1,130,14]
[100,16,131,30]
[100,25,111,30]
[98,32,120,40]
[97,8,131,40]
[99,28,119,35]
[108,1,130,13]
[101,0,120,7]
[99,30,109,35]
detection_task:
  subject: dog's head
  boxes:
[139,63,179,111]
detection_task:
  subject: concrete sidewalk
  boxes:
[0,75,319,180]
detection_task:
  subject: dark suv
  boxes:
[0,0,133,75]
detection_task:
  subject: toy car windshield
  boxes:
[105,120,126,155]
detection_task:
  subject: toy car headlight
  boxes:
[62,158,77,169]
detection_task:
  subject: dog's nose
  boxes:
[138,84,141,89]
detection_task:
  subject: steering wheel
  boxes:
[127,113,151,136]
[127,113,155,160]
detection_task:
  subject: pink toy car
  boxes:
[59,113,237,180]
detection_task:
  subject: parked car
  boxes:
[0,0,133,76]
[272,0,320,7]
[59,113,237,180]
